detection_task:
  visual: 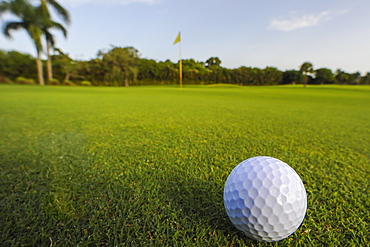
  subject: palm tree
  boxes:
[39,0,70,82]
[0,0,45,85]
[299,62,313,88]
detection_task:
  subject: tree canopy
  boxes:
[0,0,70,85]
[100,46,140,87]
[300,62,313,88]
[0,47,368,87]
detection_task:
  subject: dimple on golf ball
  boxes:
[223,156,307,242]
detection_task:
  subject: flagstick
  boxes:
[179,39,183,89]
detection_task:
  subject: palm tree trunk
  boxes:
[36,50,45,86]
[64,71,70,82]
[46,41,53,82]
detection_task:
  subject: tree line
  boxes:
[0,0,369,87]
[0,48,369,86]
[0,0,70,85]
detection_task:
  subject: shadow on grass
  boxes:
[161,166,255,244]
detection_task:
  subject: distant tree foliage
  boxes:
[300,62,314,88]
[0,0,70,85]
[0,48,369,86]
[314,68,335,85]
[100,46,140,87]
[0,50,36,80]
[205,57,221,68]
[282,70,304,85]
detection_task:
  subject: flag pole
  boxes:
[173,32,182,89]
[179,36,183,89]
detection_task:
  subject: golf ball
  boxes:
[223,156,307,242]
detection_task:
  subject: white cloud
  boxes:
[269,11,332,31]
[59,0,163,7]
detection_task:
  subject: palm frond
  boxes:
[43,29,55,47]
[38,1,51,21]
[44,0,71,25]
[0,2,11,15]
[54,47,66,56]
[49,20,67,37]
[6,0,34,19]
[3,21,26,38]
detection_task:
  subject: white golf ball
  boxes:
[223,156,307,242]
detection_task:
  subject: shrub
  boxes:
[15,76,35,85]
[0,76,12,84]
[81,80,92,86]
[62,80,75,86]
[48,78,60,85]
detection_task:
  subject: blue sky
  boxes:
[1,0,370,74]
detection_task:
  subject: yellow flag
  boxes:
[173,32,181,45]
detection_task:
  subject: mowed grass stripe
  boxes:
[0,85,369,246]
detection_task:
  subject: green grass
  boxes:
[0,85,369,246]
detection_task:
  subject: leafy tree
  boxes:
[335,70,366,85]
[249,68,264,85]
[52,48,75,82]
[335,69,350,84]
[192,61,211,84]
[348,72,361,85]
[182,59,197,83]
[208,67,223,84]
[0,50,36,80]
[0,51,7,78]
[101,46,140,87]
[263,67,283,85]
[72,60,93,84]
[85,58,105,85]
[282,70,303,85]
[205,57,221,68]
[314,68,334,85]
[299,62,313,87]
[181,59,212,84]
[230,67,253,86]
[0,0,45,85]
[138,59,159,83]
[360,72,370,85]
[157,60,177,83]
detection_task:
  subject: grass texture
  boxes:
[0,85,369,246]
